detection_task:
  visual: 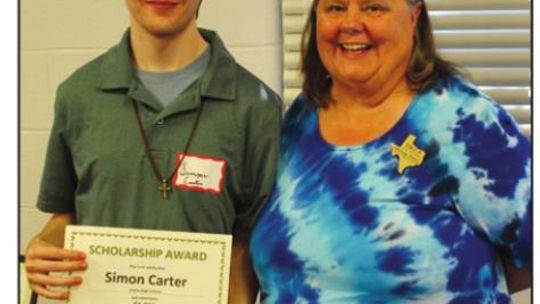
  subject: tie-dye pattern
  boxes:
[250,77,531,304]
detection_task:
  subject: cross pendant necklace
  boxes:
[159,179,171,200]
[132,99,205,200]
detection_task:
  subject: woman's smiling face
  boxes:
[316,0,421,93]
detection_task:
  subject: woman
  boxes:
[249,0,531,303]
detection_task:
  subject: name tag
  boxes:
[172,153,227,194]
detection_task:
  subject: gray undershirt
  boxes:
[136,46,211,107]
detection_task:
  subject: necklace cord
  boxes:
[132,99,205,184]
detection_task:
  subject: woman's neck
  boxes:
[319,79,416,146]
[129,19,208,72]
[329,77,412,111]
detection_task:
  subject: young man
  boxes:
[24,1,281,302]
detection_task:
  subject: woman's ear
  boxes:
[411,2,422,28]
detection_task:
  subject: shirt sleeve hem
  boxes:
[36,196,75,214]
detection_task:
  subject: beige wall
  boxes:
[20,1,530,303]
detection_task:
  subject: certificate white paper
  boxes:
[64,225,232,304]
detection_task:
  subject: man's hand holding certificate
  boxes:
[64,226,232,304]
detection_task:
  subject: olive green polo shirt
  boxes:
[37,29,282,236]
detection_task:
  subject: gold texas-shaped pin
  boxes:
[391,134,426,174]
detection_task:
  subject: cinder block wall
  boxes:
[20,0,282,255]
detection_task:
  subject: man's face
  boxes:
[125,0,201,37]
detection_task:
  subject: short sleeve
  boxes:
[36,85,78,213]
[235,90,282,238]
[452,97,531,268]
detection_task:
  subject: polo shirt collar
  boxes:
[99,28,238,103]
[156,29,238,119]
[99,30,133,90]
[198,29,237,101]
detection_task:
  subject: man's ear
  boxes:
[196,0,202,18]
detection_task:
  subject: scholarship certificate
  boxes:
[64,225,232,304]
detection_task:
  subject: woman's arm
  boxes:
[504,259,531,294]
[228,236,259,304]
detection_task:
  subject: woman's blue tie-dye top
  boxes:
[249,77,531,304]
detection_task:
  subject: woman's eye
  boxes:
[327,4,345,12]
[363,4,386,14]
